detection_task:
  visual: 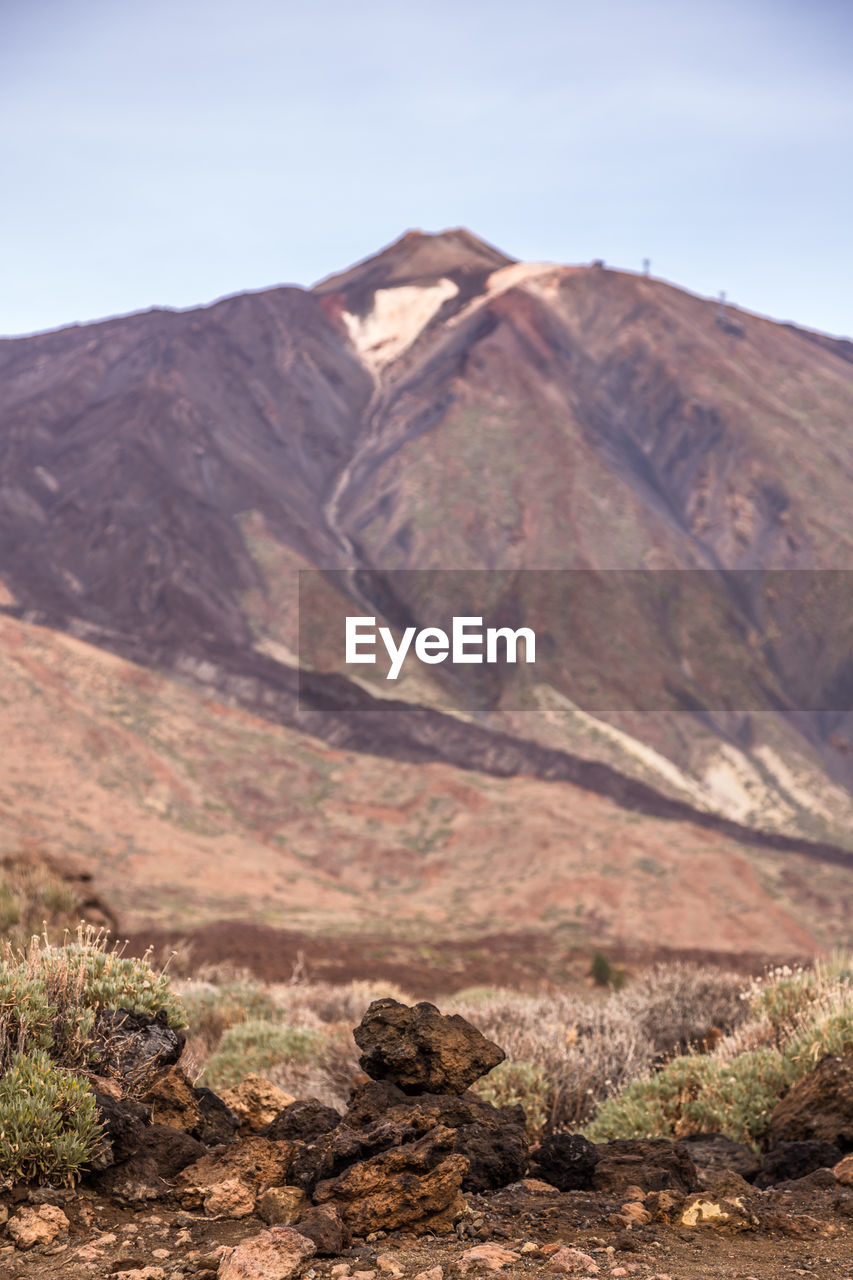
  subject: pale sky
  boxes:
[2,0,851,337]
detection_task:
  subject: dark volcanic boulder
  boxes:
[767,1056,853,1149]
[93,1008,185,1081]
[592,1139,700,1194]
[263,1098,342,1143]
[353,999,504,1095]
[679,1132,761,1182]
[89,1092,151,1169]
[93,1123,206,1200]
[313,1124,467,1235]
[290,1118,411,1193]
[755,1139,844,1188]
[529,1132,599,1191]
[343,1080,528,1191]
[194,1086,242,1146]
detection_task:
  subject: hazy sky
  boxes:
[2,0,851,337]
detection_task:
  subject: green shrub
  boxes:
[785,1001,853,1068]
[201,1020,322,1090]
[66,942,185,1028]
[589,951,625,989]
[585,1049,795,1147]
[0,1050,103,1185]
[473,1058,551,1138]
[180,981,279,1052]
[0,928,185,1077]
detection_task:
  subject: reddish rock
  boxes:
[257,1186,308,1225]
[204,1176,256,1218]
[143,1065,202,1133]
[295,1204,351,1254]
[458,1243,519,1272]
[546,1246,600,1274]
[221,1075,295,1133]
[7,1204,69,1250]
[218,1226,315,1279]
[176,1136,294,1209]
[343,1079,528,1191]
[592,1139,699,1195]
[313,1124,468,1235]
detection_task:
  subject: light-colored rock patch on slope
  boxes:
[343,280,458,369]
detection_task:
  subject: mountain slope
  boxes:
[2,229,853,941]
[1,611,848,960]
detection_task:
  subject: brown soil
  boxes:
[3,1179,851,1279]
[126,920,788,997]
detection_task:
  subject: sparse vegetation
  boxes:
[202,1021,321,1090]
[0,857,83,947]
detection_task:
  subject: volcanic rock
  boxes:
[221,1075,296,1132]
[290,1118,417,1193]
[767,1056,853,1148]
[89,1091,151,1169]
[545,1246,600,1274]
[294,1204,351,1254]
[94,1123,206,1201]
[678,1131,761,1182]
[175,1136,294,1210]
[218,1226,316,1280]
[344,1079,528,1191]
[529,1132,599,1191]
[195,1086,242,1145]
[353,999,504,1095]
[203,1176,256,1218]
[257,1186,308,1226]
[143,1065,202,1133]
[679,1194,759,1232]
[592,1138,700,1194]
[755,1139,844,1187]
[458,1243,519,1272]
[263,1098,342,1143]
[93,1008,185,1081]
[313,1124,468,1235]
[6,1204,69,1250]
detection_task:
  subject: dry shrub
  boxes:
[0,926,184,1077]
[268,978,415,1028]
[0,859,82,947]
[450,988,651,1133]
[614,961,748,1057]
[453,963,747,1135]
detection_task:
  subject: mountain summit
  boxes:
[312,227,516,298]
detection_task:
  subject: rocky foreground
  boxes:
[2,1000,852,1280]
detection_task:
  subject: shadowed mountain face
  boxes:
[3,229,853,872]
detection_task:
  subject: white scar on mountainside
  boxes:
[342,279,459,369]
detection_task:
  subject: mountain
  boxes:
[2,229,853,961]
